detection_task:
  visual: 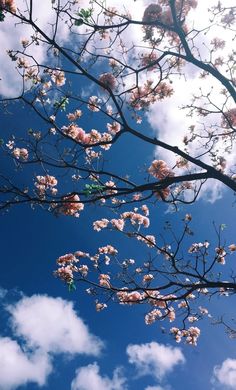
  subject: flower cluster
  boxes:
[188,241,210,253]
[59,194,84,217]
[0,0,16,13]
[121,210,150,228]
[106,122,121,135]
[129,81,173,111]
[136,234,156,247]
[215,247,227,265]
[88,96,101,112]
[54,251,89,283]
[170,326,200,346]
[93,219,109,231]
[35,175,57,196]
[99,73,117,90]
[62,124,113,149]
[145,309,163,324]
[98,245,118,256]
[12,147,29,161]
[140,52,158,70]
[222,108,236,128]
[148,159,173,179]
[50,69,66,86]
[67,109,82,121]
[99,274,111,288]
[62,124,90,144]
[117,290,145,304]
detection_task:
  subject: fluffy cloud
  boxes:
[212,358,236,389]
[0,337,51,390]
[8,294,103,356]
[127,342,185,381]
[145,386,168,390]
[0,0,73,97]
[0,294,104,389]
[0,286,7,298]
[71,362,127,390]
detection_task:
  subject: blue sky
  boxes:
[1,193,236,389]
[1,1,236,390]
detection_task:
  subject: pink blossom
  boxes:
[51,70,66,86]
[62,124,90,144]
[93,219,109,231]
[132,193,142,201]
[145,309,162,325]
[99,245,118,256]
[111,218,125,231]
[229,244,236,252]
[99,274,111,288]
[167,308,176,322]
[188,316,198,323]
[88,96,101,112]
[100,132,113,150]
[54,265,74,282]
[143,274,154,283]
[117,290,143,304]
[222,108,236,128]
[148,159,173,179]
[57,253,76,265]
[59,194,84,217]
[1,0,17,13]
[96,302,107,311]
[67,109,82,121]
[141,204,149,216]
[12,147,29,160]
[99,73,117,90]
[78,265,88,277]
[106,122,121,135]
[140,52,158,70]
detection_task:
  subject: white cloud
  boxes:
[0,0,73,97]
[8,294,103,356]
[0,337,51,390]
[145,386,168,390]
[212,358,236,389]
[127,342,185,381]
[0,294,104,389]
[71,362,127,390]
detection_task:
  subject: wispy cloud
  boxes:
[71,362,127,390]
[7,294,103,355]
[212,358,236,389]
[0,293,103,390]
[0,337,52,390]
[126,341,185,381]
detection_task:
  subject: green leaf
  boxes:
[68,281,76,292]
[75,18,83,26]
[220,224,227,231]
[54,97,69,111]
[0,11,5,22]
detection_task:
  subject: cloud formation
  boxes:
[127,342,185,381]
[0,337,51,390]
[0,294,103,390]
[213,358,236,389]
[8,294,103,355]
[0,0,72,97]
[71,362,127,390]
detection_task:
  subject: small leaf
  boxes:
[220,224,227,231]
[68,281,76,292]
[75,18,83,26]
